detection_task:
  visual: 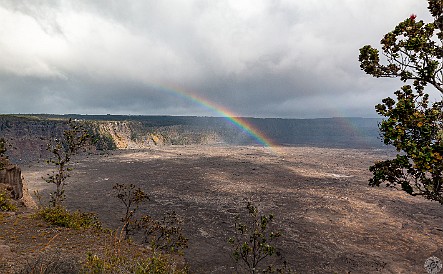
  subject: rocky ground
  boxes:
[20,145,443,273]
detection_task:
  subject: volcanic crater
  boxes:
[22,145,443,273]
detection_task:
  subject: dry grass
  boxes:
[0,208,186,273]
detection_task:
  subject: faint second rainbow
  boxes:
[150,83,276,148]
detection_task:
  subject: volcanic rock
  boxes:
[0,157,23,199]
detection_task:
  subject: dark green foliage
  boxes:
[228,202,289,273]
[35,205,102,230]
[113,183,149,238]
[359,8,443,91]
[359,0,443,204]
[45,119,91,207]
[369,85,443,203]
[137,211,188,253]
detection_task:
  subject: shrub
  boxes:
[83,252,188,274]
[17,251,81,274]
[228,202,291,273]
[137,211,188,253]
[83,249,188,274]
[134,253,189,274]
[35,205,102,230]
[113,183,149,238]
[0,191,16,212]
[113,184,188,253]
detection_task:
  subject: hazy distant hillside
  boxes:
[252,117,383,148]
[37,114,384,146]
[0,114,386,163]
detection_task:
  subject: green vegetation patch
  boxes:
[0,191,16,212]
[35,206,102,230]
[83,252,188,274]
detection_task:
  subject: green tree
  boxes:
[359,0,443,204]
[45,119,91,206]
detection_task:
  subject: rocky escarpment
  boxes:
[0,116,68,163]
[0,115,228,164]
[0,114,385,164]
[0,157,22,199]
[0,165,22,200]
[0,155,36,211]
[89,121,223,149]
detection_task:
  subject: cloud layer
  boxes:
[0,0,432,118]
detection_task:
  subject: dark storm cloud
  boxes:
[0,0,433,118]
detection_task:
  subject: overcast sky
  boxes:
[0,0,435,118]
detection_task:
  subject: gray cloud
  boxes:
[0,0,434,118]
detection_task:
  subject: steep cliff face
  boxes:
[0,114,385,164]
[0,116,225,164]
[90,121,223,149]
[0,116,68,163]
[0,157,23,199]
[91,121,165,149]
[0,165,23,199]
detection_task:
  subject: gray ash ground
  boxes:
[23,145,443,273]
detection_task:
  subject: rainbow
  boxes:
[149,83,276,148]
[328,111,382,148]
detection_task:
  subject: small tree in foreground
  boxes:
[45,119,90,207]
[228,202,289,273]
[137,211,188,253]
[359,0,443,204]
[113,183,149,239]
[112,183,188,253]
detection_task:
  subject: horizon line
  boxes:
[1,113,382,120]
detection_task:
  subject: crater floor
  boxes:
[23,145,443,273]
